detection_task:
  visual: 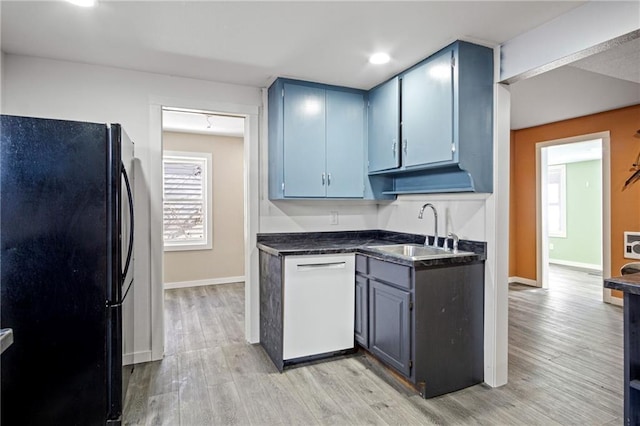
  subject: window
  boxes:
[547,164,567,238]
[163,151,212,251]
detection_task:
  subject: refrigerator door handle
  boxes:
[121,278,134,304]
[107,278,134,307]
[121,164,134,282]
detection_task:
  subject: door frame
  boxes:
[149,97,260,360]
[535,131,615,304]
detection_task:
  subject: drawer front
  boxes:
[355,254,368,274]
[369,258,411,289]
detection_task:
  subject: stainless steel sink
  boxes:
[367,244,475,260]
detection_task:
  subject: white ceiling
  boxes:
[510,34,640,129]
[546,139,602,166]
[163,109,245,137]
[509,59,640,130]
[571,37,640,84]
[1,1,637,130]
[1,1,583,90]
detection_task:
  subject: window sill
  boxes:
[164,243,212,252]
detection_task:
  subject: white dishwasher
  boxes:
[283,253,355,360]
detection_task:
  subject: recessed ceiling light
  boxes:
[66,0,97,7]
[369,52,391,65]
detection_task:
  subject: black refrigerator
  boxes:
[0,115,135,425]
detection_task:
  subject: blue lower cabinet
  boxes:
[369,278,411,377]
[269,78,367,199]
[358,254,485,398]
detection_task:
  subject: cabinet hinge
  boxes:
[282,88,284,98]
[409,360,413,368]
[451,143,456,153]
[451,56,455,67]
[409,301,414,311]
[282,182,285,191]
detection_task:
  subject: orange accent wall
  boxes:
[510,104,640,298]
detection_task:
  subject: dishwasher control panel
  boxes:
[625,232,640,259]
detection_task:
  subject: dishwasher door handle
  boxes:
[296,262,346,271]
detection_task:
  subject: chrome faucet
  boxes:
[447,232,459,253]
[418,203,438,247]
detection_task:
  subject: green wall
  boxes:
[549,159,602,267]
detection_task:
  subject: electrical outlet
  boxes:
[330,211,339,225]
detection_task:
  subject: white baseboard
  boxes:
[123,350,152,366]
[609,294,624,307]
[164,275,245,290]
[549,259,602,272]
[508,276,538,287]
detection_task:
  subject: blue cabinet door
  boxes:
[283,83,326,197]
[402,47,454,168]
[369,279,411,377]
[368,77,400,173]
[326,90,364,198]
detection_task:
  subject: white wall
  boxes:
[163,132,245,285]
[378,195,488,241]
[260,200,379,232]
[2,54,262,363]
[1,51,4,110]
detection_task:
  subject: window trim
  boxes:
[547,164,567,238]
[162,150,213,251]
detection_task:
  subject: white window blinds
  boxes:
[163,151,212,250]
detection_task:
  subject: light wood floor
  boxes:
[547,263,604,300]
[124,270,624,425]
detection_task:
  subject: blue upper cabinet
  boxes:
[367,77,400,173]
[282,83,326,197]
[368,41,494,194]
[402,47,454,168]
[268,78,368,199]
[268,40,493,199]
[326,90,364,198]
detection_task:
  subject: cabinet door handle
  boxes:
[322,173,325,186]
[392,140,397,157]
[327,173,331,186]
[403,139,408,155]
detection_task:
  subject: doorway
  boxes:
[536,132,613,302]
[160,108,247,353]
[148,98,260,362]
[161,108,246,288]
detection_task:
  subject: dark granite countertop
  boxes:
[257,230,486,268]
[604,273,640,295]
